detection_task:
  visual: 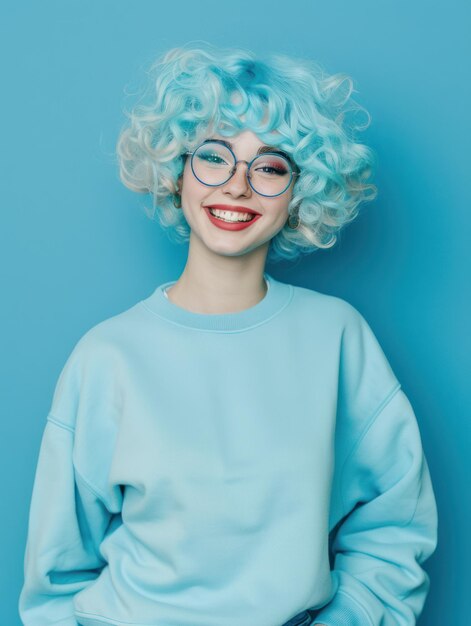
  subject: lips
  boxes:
[204,204,261,216]
[203,206,261,231]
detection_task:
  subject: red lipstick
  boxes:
[203,205,262,231]
[205,204,261,215]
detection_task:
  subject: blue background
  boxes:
[2,1,469,623]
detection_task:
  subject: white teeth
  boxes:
[208,208,255,223]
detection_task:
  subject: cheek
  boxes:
[272,197,291,220]
[181,171,200,202]
[181,162,209,203]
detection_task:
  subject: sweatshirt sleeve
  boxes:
[18,416,114,626]
[314,387,438,626]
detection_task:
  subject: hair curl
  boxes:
[116,41,377,264]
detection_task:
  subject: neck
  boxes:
[165,240,269,315]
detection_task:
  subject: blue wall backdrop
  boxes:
[1,1,469,623]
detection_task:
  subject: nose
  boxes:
[221,160,252,197]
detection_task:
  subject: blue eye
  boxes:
[196,150,229,166]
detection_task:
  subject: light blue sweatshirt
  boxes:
[19,273,438,626]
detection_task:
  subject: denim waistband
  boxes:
[80,609,315,626]
[280,608,314,626]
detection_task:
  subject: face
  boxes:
[178,129,296,259]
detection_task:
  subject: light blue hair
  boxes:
[116,42,377,263]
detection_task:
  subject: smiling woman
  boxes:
[116,44,377,268]
[19,42,437,626]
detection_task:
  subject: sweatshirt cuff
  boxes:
[313,589,374,626]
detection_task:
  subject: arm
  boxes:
[18,416,114,626]
[313,388,438,626]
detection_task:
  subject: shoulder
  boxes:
[289,281,365,330]
[48,299,146,426]
[288,280,399,395]
[67,293,156,364]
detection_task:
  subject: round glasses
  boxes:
[184,140,299,197]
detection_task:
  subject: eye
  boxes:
[252,157,290,176]
[197,151,226,164]
[194,144,233,167]
[258,164,288,175]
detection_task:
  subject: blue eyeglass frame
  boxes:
[183,139,300,198]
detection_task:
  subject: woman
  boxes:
[19,43,438,626]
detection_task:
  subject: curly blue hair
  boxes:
[116,42,377,263]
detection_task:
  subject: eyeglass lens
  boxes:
[191,142,293,196]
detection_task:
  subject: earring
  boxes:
[287,210,300,229]
[173,186,182,209]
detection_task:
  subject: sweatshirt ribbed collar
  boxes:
[139,272,293,332]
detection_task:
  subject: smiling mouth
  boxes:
[207,208,257,223]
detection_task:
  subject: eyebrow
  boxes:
[205,138,292,162]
